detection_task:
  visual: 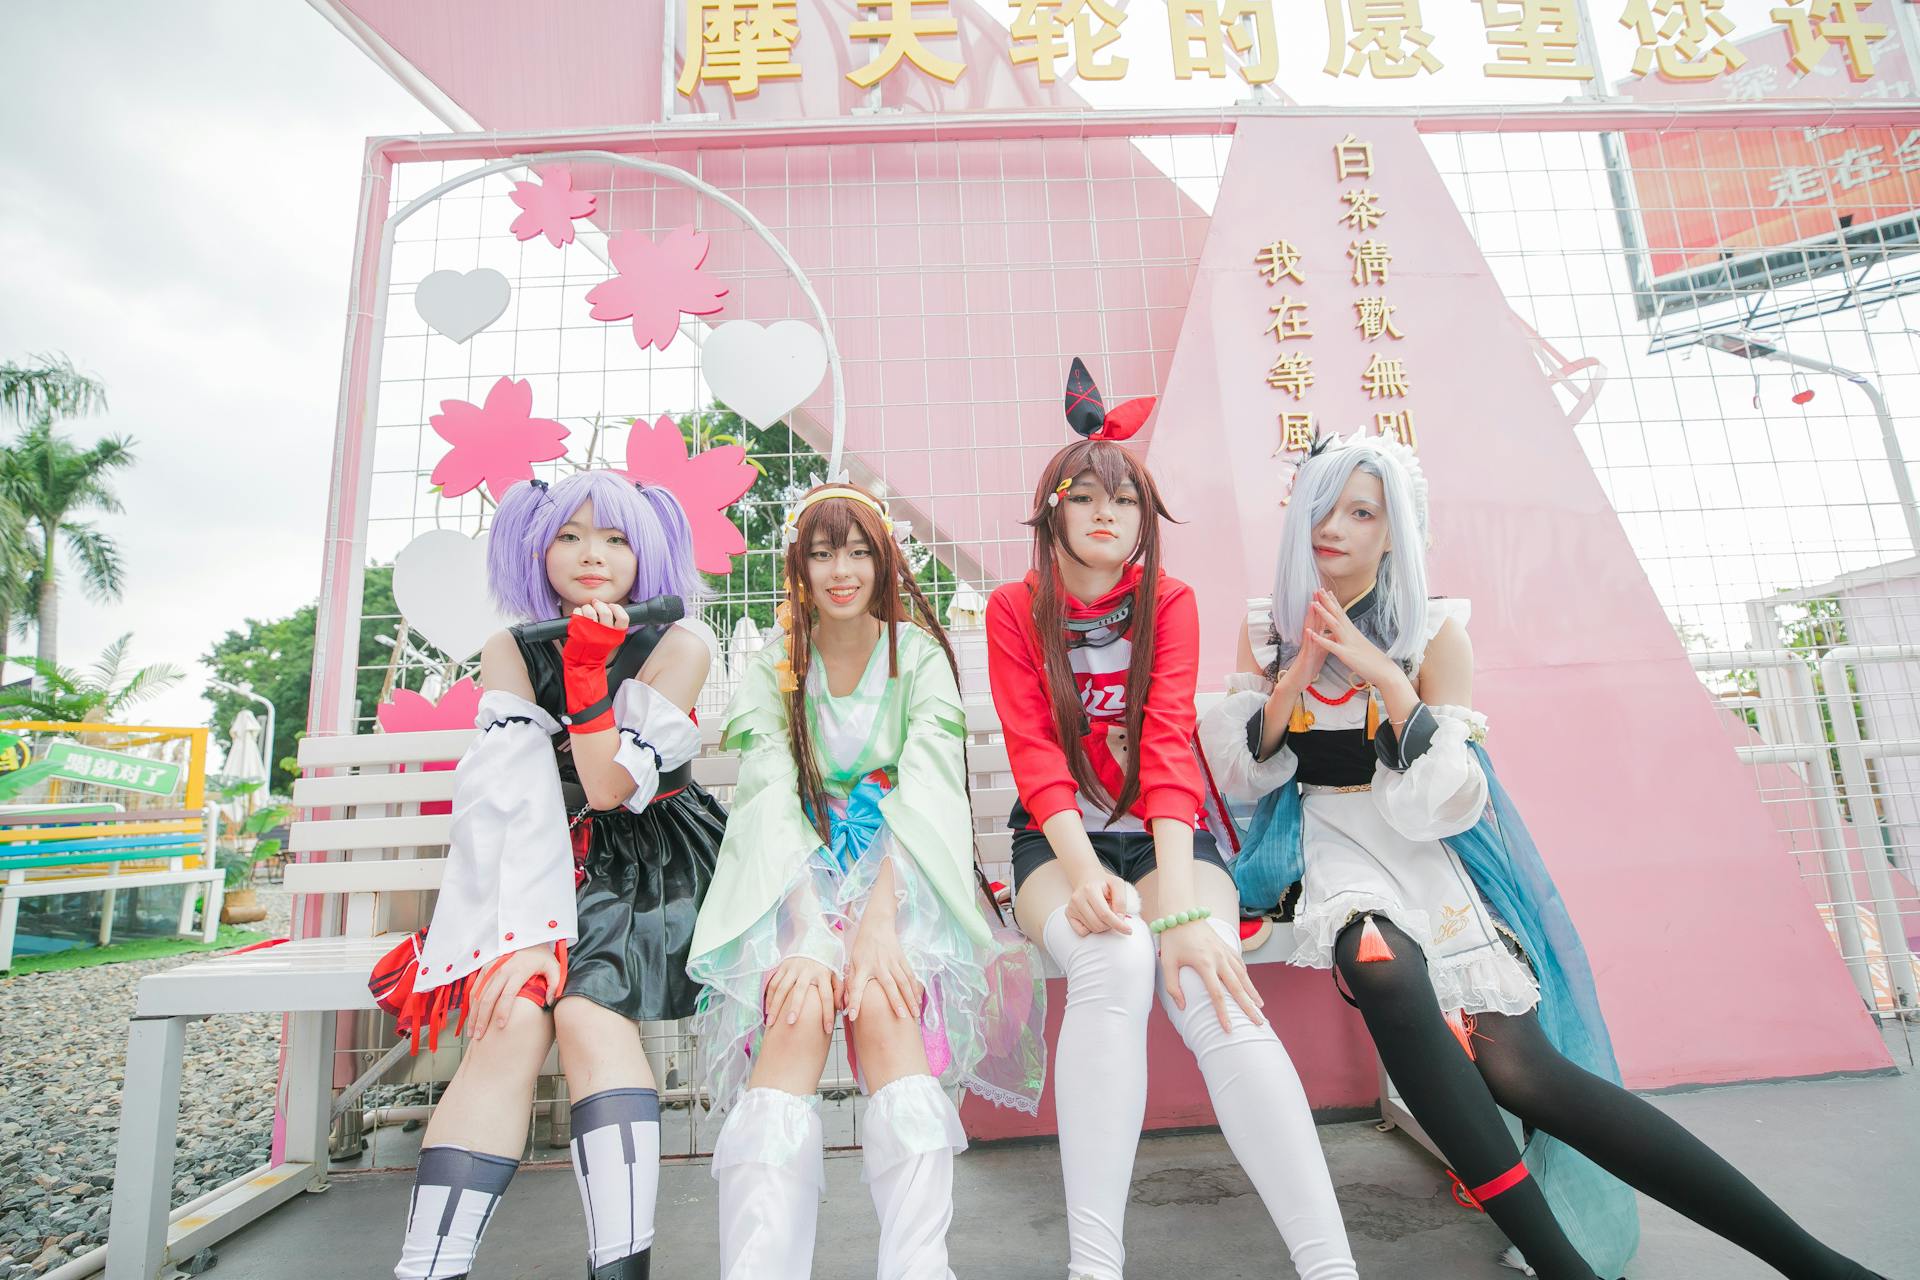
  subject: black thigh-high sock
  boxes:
[1333,917,1599,1280]
[1471,1011,1884,1280]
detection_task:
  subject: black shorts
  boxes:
[1009,826,1229,891]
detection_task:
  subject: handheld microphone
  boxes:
[518,594,686,644]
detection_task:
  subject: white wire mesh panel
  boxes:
[332,132,1232,1161]
[1427,122,1920,1016]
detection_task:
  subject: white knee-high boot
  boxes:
[1042,906,1157,1280]
[863,1073,969,1280]
[1160,918,1357,1280]
[713,1087,825,1280]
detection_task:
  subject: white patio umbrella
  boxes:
[222,709,268,825]
[728,614,765,681]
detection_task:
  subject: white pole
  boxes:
[1750,347,1920,556]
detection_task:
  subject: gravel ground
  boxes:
[0,888,293,1277]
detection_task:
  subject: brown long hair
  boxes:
[1022,441,1176,822]
[780,483,960,844]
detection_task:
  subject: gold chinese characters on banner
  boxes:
[1261,133,1416,476]
[675,0,1894,98]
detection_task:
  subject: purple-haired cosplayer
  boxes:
[382,469,726,1280]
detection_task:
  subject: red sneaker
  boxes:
[1238,916,1272,952]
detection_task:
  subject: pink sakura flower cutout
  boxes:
[618,414,756,575]
[375,678,484,815]
[429,376,571,501]
[585,225,729,351]
[508,166,597,248]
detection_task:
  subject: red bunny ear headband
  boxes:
[1053,357,1157,507]
[1064,356,1154,443]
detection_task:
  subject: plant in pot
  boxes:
[216,786,293,925]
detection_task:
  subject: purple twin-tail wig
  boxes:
[486,469,701,621]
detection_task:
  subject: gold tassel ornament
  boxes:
[1289,695,1314,735]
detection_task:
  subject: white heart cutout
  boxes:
[393,529,509,662]
[702,320,829,429]
[415,268,511,344]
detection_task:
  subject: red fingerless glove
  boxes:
[560,613,627,734]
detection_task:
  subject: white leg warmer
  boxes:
[863,1073,968,1280]
[713,1087,824,1280]
[1160,918,1357,1280]
[1042,905,1157,1280]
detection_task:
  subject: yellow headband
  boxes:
[782,486,890,544]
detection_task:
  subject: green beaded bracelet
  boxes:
[1148,907,1213,934]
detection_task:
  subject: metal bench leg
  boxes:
[173,866,192,937]
[106,1015,187,1280]
[281,1010,336,1187]
[0,879,19,972]
[201,875,223,944]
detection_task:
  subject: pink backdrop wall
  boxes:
[313,4,1894,1141]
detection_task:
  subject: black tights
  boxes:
[1333,917,1881,1280]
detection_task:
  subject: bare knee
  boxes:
[748,985,834,1094]
[455,996,553,1083]
[554,995,649,1095]
[849,981,930,1089]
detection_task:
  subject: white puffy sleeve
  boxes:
[1202,597,1297,804]
[1198,690,1298,805]
[611,679,703,812]
[415,690,577,992]
[1371,705,1490,841]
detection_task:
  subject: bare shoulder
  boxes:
[479,628,526,678]
[1415,615,1474,703]
[1425,615,1472,664]
[478,628,535,699]
[643,622,712,680]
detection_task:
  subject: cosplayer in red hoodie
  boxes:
[983,360,1356,1280]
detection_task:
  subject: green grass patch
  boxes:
[2,925,270,977]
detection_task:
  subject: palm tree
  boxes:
[0,633,182,722]
[0,354,107,424]
[0,493,29,671]
[0,417,135,677]
[0,354,108,677]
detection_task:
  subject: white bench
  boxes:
[105,696,1340,1279]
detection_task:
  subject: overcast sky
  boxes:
[0,2,440,735]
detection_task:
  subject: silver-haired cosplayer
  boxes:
[1202,433,1885,1280]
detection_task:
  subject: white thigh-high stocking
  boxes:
[393,1145,518,1280]
[712,1087,825,1280]
[1160,917,1357,1280]
[862,1073,969,1280]
[568,1087,661,1277]
[1041,905,1156,1280]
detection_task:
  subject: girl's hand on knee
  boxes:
[763,956,838,1036]
[469,943,560,1040]
[845,915,922,1023]
[1160,922,1265,1033]
[1065,869,1136,937]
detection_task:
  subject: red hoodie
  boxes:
[985,564,1205,832]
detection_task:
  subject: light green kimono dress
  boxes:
[688,622,1047,1116]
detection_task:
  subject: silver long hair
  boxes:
[1269,439,1429,676]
